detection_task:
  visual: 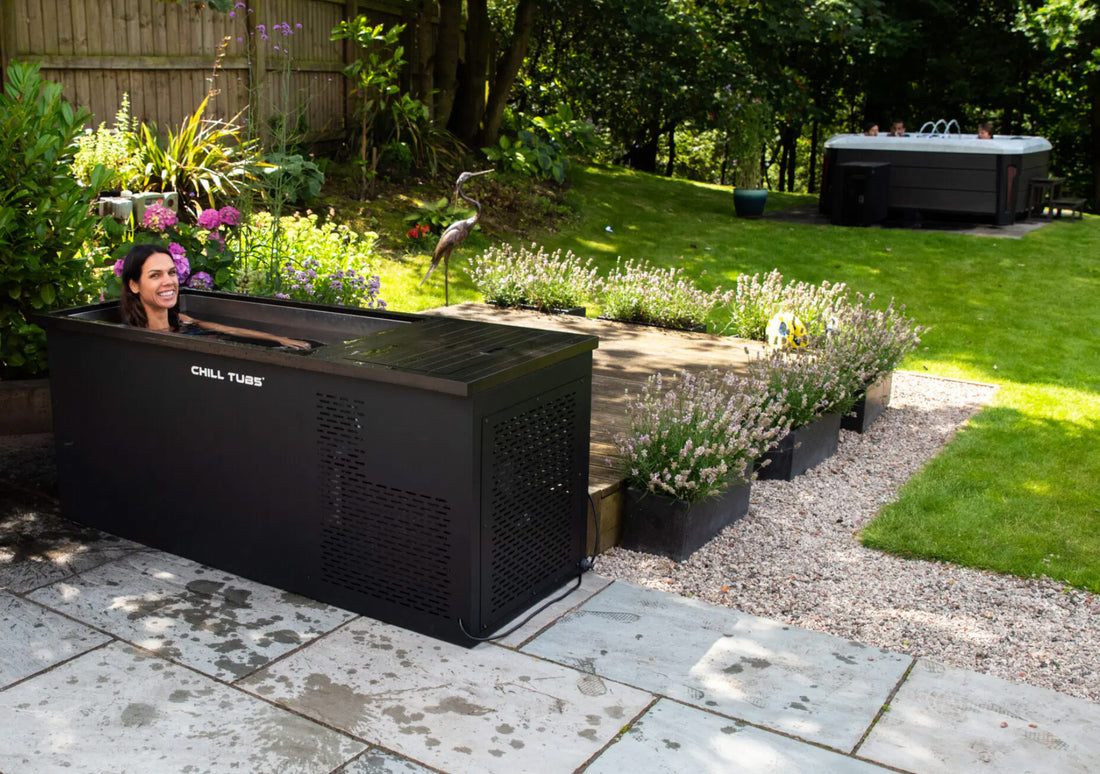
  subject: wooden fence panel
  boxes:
[0,0,421,143]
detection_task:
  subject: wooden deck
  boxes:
[425,303,767,553]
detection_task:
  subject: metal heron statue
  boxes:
[419,169,493,305]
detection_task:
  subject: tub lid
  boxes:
[825,133,1052,154]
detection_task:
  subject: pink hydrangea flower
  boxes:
[142,203,178,231]
[112,258,125,278]
[188,271,214,290]
[172,253,191,286]
[218,205,241,226]
[197,209,222,230]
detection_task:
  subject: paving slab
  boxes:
[585,698,894,773]
[522,580,912,751]
[341,749,440,773]
[493,571,613,649]
[859,658,1100,773]
[0,500,141,593]
[0,641,366,773]
[238,616,655,774]
[25,549,357,680]
[0,590,111,688]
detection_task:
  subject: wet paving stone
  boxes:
[521,580,912,751]
[238,616,654,774]
[0,641,366,773]
[25,549,357,681]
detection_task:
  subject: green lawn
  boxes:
[389,164,1100,592]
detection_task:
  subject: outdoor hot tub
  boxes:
[819,132,1052,225]
[45,290,598,645]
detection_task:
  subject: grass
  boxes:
[363,163,1100,593]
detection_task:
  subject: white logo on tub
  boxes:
[190,365,265,387]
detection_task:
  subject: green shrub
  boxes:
[0,63,107,378]
[72,93,142,191]
[259,152,325,208]
[484,105,604,184]
[232,211,385,308]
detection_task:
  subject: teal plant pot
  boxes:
[733,188,768,218]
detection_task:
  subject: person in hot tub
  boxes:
[119,244,312,349]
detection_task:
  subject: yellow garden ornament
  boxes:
[766,311,808,349]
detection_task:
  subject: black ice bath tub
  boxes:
[45,290,598,645]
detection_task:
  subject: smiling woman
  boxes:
[118,244,311,349]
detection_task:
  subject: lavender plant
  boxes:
[615,369,790,502]
[466,242,598,311]
[747,346,852,428]
[826,294,923,397]
[596,258,732,330]
[725,269,850,341]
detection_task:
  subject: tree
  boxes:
[433,0,544,150]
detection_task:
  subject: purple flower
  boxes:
[112,258,125,278]
[142,203,178,231]
[188,271,214,290]
[168,242,186,259]
[172,254,191,286]
[197,209,222,230]
[218,205,242,226]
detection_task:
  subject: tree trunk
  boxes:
[449,0,491,148]
[433,0,463,130]
[414,0,435,112]
[665,125,676,177]
[807,119,818,194]
[621,135,659,172]
[479,0,539,148]
[1092,69,1099,211]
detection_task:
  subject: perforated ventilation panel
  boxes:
[315,393,455,617]
[482,381,584,623]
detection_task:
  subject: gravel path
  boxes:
[596,371,1100,703]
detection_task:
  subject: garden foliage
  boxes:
[137,95,260,214]
[233,212,385,308]
[466,242,598,311]
[597,258,731,330]
[616,369,789,502]
[0,63,106,378]
[72,93,142,191]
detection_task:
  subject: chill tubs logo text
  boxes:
[190,365,265,388]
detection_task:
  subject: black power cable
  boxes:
[458,491,601,643]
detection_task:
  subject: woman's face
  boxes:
[128,252,178,316]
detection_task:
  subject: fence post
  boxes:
[0,0,17,83]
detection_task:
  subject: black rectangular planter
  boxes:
[842,373,893,433]
[44,290,598,646]
[755,413,842,481]
[621,479,751,562]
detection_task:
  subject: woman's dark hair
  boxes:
[119,243,180,330]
